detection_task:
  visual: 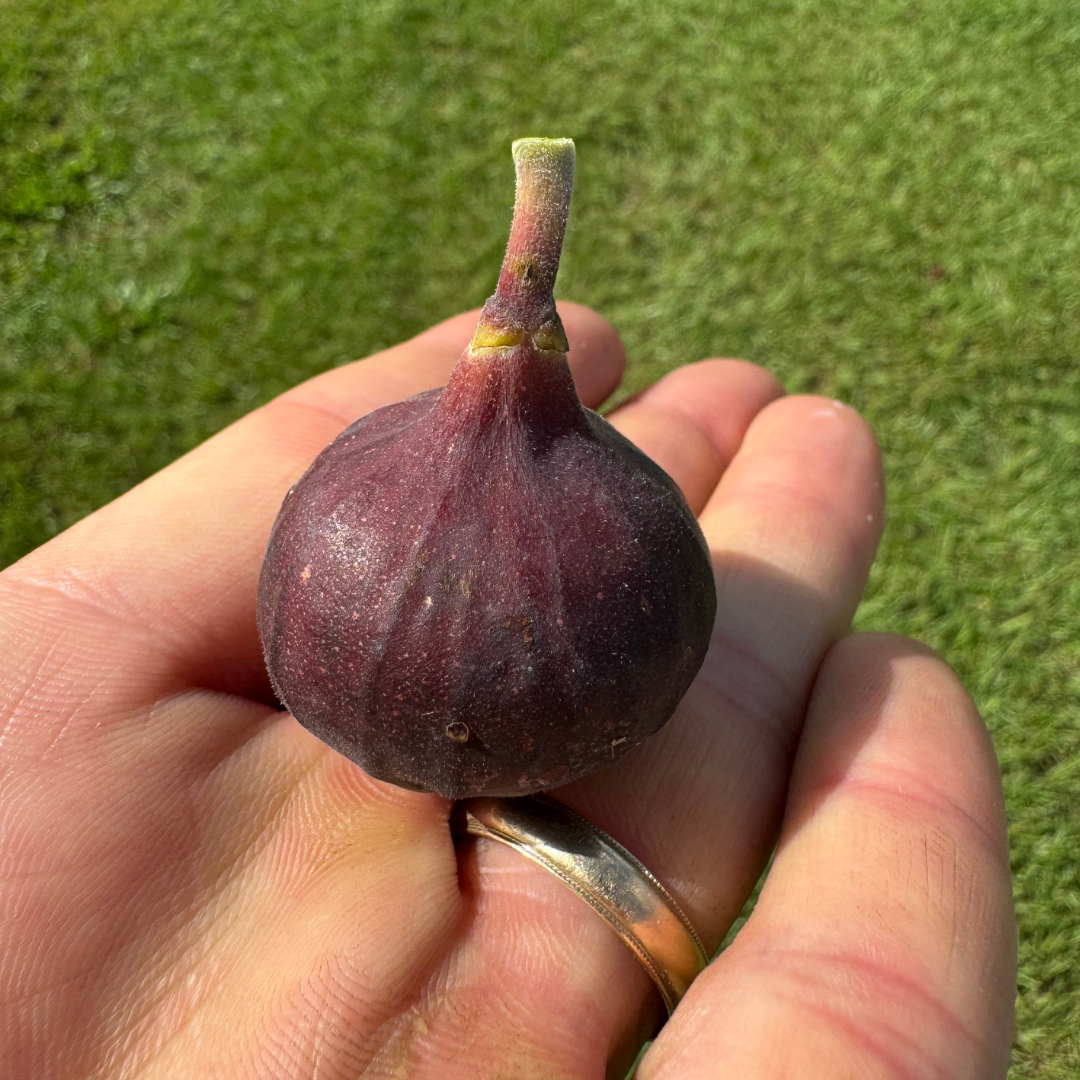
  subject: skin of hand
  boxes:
[0,303,1015,1080]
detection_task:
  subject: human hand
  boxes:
[0,303,1014,1079]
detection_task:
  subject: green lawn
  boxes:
[3,0,1078,1073]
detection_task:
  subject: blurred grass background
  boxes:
[2,0,1078,1073]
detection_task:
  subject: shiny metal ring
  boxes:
[453,794,708,1014]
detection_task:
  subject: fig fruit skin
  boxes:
[257,138,717,798]
[258,350,715,798]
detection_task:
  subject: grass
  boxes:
[3,0,1079,1073]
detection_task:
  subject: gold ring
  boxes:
[453,794,708,1014]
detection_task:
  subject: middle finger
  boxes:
[559,384,885,951]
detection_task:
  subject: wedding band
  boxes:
[453,794,708,1014]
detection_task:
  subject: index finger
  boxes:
[0,303,623,705]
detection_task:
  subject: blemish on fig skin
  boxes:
[446,722,470,743]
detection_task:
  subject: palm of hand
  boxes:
[1,305,1014,1079]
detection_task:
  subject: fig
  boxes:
[258,138,716,798]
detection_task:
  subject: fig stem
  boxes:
[499,139,575,304]
[471,138,575,352]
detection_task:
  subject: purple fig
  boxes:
[258,138,716,798]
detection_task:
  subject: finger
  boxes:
[607,359,784,514]
[640,634,1016,1080]
[1,303,625,706]
[433,358,787,1067]
[559,394,885,950]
